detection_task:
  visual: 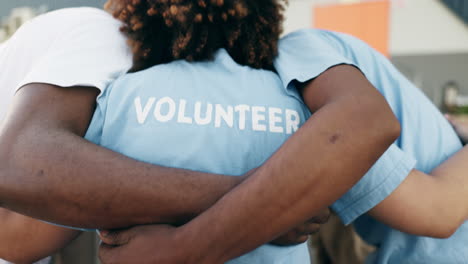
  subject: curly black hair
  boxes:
[105,0,288,71]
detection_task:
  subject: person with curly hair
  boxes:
[90,0,398,263]
[106,0,285,71]
[95,1,468,263]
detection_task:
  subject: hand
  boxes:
[446,114,468,144]
[99,225,196,264]
[270,208,330,246]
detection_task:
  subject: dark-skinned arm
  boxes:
[0,84,243,229]
[0,83,327,236]
[0,82,322,263]
[173,65,401,263]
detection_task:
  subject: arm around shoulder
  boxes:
[0,83,243,229]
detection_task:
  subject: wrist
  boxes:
[176,223,227,264]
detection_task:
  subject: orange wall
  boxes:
[314,0,391,56]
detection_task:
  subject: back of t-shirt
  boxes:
[0,7,131,122]
[85,49,312,264]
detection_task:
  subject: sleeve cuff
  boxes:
[332,149,417,225]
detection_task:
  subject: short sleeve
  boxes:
[332,144,417,225]
[17,8,132,93]
[84,80,115,145]
[274,29,357,96]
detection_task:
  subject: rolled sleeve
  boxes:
[332,144,417,225]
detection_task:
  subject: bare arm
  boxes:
[0,84,242,229]
[0,208,80,264]
[369,145,468,238]
[171,65,400,263]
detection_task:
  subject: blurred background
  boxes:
[2,0,467,110]
[0,0,467,263]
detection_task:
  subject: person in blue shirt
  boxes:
[89,1,400,263]
[274,28,468,264]
[95,4,468,264]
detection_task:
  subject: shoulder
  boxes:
[6,8,131,93]
[274,29,360,91]
[30,7,117,26]
[13,7,122,42]
[280,28,370,52]
[279,29,331,49]
[281,28,328,41]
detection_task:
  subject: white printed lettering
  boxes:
[269,107,284,133]
[286,109,300,134]
[194,102,213,125]
[154,97,176,122]
[215,104,234,128]
[235,105,250,130]
[252,106,267,132]
[134,97,156,124]
[178,99,193,124]
[134,96,301,134]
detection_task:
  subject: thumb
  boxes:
[99,229,134,246]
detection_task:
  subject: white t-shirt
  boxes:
[0,7,132,121]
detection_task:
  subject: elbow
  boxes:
[364,96,401,146]
[415,218,463,239]
[425,224,459,239]
[434,217,465,239]
[381,114,401,145]
[387,112,401,141]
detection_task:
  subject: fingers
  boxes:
[271,214,328,246]
[309,208,331,224]
[270,231,309,246]
[286,232,309,244]
[99,229,134,246]
[295,222,322,235]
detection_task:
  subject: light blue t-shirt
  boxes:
[275,29,466,264]
[85,49,311,264]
